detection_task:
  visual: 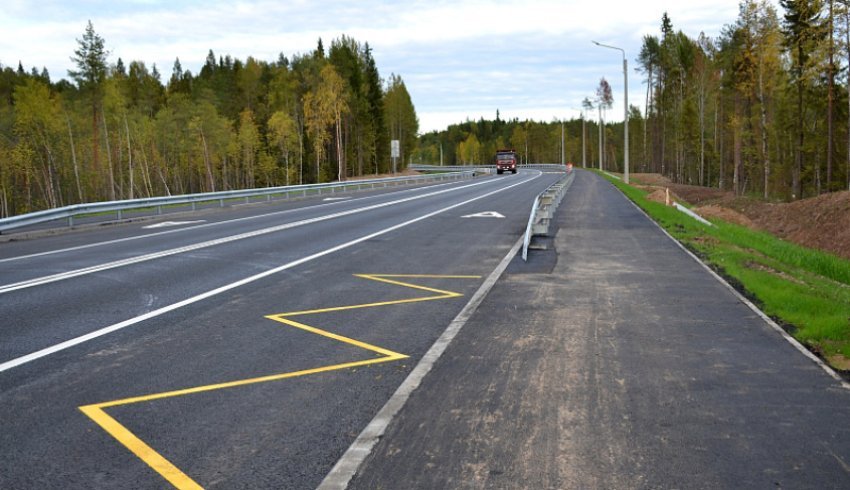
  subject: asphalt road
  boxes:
[350,169,850,489]
[0,170,561,489]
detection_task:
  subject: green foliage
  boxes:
[630,4,849,198]
[456,133,481,164]
[268,110,298,185]
[68,20,108,93]
[417,116,591,167]
[600,170,850,361]
[0,24,412,216]
[384,74,418,169]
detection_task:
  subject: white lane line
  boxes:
[318,233,525,490]
[142,220,206,229]
[0,178,482,265]
[0,178,507,295]
[0,173,539,373]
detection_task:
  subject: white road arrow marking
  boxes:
[323,197,351,201]
[461,211,505,218]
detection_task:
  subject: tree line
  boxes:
[416,110,627,170]
[420,1,850,201]
[0,22,418,217]
[632,1,849,198]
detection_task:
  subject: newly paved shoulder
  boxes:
[349,169,850,489]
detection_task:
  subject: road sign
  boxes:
[391,140,400,158]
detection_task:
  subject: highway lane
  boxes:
[0,169,561,489]
[0,176,500,285]
[0,172,549,367]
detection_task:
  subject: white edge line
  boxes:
[0,175,538,373]
[601,174,850,390]
[317,236,524,490]
[0,176,474,264]
[0,178,500,294]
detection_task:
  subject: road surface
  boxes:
[0,170,558,489]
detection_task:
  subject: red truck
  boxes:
[494,149,518,174]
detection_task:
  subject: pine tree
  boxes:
[363,43,386,174]
[780,0,824,198]
[69,21,108,189]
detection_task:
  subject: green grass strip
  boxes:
[596,170,850,366]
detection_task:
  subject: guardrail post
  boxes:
[68,215,73,228]
[219,199,224,207]
[117,209,122,220]
[267,194,271,202]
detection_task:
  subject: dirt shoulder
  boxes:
[630,173,850,261]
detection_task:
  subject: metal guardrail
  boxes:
[521,163,573,172]
[408,164,493,174]
[522,170,576,261]
[0,171,475,234]
[410,163,569,172]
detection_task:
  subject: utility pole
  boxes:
[582,111,586,168]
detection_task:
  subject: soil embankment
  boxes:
[630,173,850,260]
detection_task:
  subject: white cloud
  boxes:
[0,0,763,132]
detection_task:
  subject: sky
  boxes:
[1,0,765,133]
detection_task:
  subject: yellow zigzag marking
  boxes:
[79,274,479,490]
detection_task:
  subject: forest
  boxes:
[419,0,850,201]
[0,22,418,217]
[5,1,850,219]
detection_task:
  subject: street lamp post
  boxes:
[598,104,603,171]
[593,41,629,184]
[580,99,592,168]
[561,120,565,165]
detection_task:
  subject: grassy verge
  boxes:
[597,171,850,371]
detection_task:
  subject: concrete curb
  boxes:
[317,236,526,489]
